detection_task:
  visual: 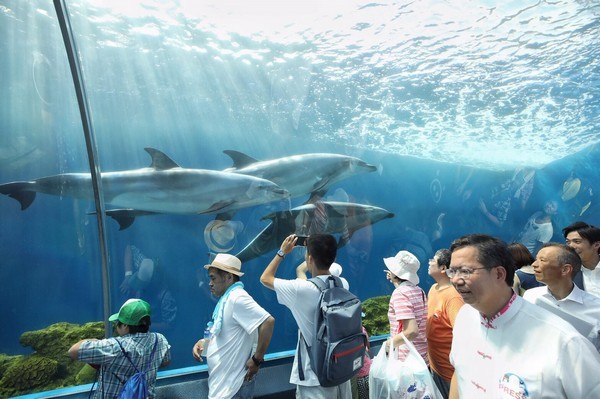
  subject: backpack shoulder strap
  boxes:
[308,275,342,291]
[115,338,140,373]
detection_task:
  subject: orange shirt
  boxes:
[426,283,464,381]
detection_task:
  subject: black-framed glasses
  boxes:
[445,267,488,279]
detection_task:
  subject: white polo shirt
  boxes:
[450,295,600,398]
[524,284,600,350]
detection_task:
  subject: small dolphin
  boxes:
[223,150,377,199]
[235,201,394,262]
[0,148,290,228]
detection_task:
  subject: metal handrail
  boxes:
[53,0,112,337]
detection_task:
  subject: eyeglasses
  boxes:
[445,267,488,279]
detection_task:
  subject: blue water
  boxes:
[0,0,599,394]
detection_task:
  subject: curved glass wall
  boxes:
[0,0,598,396]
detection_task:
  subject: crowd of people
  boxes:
[68,220,600,399]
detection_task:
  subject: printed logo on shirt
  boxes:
[498,373,530,399]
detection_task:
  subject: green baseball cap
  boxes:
[109,298,151,326]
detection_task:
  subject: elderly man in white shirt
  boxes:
[524,243,600,351]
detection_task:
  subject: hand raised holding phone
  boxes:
[294,235,308,246]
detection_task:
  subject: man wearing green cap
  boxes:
[68,298,171,398]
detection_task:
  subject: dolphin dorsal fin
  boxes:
[145,148,181,170]
[223,150,259,169]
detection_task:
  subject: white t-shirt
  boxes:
[206,289,271,399]
[524,284,600,350]
[450,295,600,398]
[274,275,349,386]
[582,261,600,297]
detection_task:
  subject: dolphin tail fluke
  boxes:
[0,182,36,210]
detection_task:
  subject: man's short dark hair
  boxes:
[450,234,515,286]
[541,242,582,278]
[562,221,600,244]
[306,234,337,270]
[118,316,151,334]
[435,248,451,269]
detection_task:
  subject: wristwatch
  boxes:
[252,354,264,367]
[276,249,285,258]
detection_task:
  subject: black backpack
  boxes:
[299,275,367,387]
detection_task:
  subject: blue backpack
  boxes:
[115,334,159,399]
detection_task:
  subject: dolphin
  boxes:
[0,148,290,228]
[223,151,377,200]
[235,201,394,262]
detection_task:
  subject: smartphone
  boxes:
[295,235,308,247]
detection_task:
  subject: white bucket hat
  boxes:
[383,250,420,285]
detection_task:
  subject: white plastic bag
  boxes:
[369,333,442,399]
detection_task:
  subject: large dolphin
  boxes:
[235,201,394,262]
[0,148,290,229]
[223,151,377,200]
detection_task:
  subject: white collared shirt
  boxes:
[582,260,600,297]
[450,296,600,398]
[524,284,600,351]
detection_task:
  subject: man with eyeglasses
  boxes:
[448,234,600,399]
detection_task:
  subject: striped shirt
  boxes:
[388,281,428,364]
[78,332,170,398]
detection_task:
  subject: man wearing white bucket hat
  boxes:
[192,253,275,399]
[383,250,428,364]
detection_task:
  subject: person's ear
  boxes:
[561,264,573,277]
[496,265,507,282]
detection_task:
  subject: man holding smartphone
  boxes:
[260,234,351,399]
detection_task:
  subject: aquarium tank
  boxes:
[0,0,598,397]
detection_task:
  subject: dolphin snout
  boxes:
[358,161,377,172]
[276,188,291,198]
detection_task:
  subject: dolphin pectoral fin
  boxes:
[201,200,236,215]
[105,209,160,230]
[223,150,259,169]
[109,212,136,230]
[144,147,181,170]
[0,182,36,210]
[11,191,36,210]
[215,211,236,221]
[304,189,328,204]
[309,177,332,196]
[337,232,354,248]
